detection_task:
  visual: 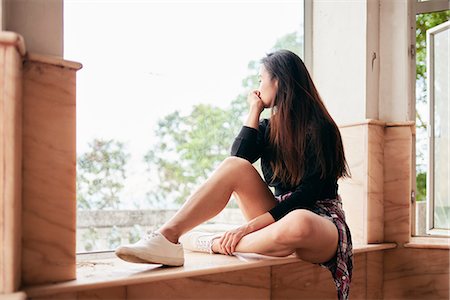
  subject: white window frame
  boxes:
[426,20,450,236]
[416,0,450,14]
[303,0,312,71]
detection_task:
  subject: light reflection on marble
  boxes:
[0,37,24,294]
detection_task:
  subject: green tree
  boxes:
[241,31,304,95]
[416,11,450,82]
[145,104,237,204]
[416,172,427,202]
[415,11,449,201]
[415,11,450,129]
[273,31,303,58]
[77,138,129,210]
[144,31,303,205]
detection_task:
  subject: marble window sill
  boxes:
[24,243,396,298]
[404,237,450,250]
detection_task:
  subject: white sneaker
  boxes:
[115,232,184,266]
[179,231,222,254]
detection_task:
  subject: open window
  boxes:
[64,1,308,253]
[426,20,450,235]
[414,0,450,237]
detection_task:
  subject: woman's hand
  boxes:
[216,225,249,255]
[247,89,265,113]
[214,213,275,256]
[244,90,265,129]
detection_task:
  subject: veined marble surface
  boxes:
[21,55,81,286]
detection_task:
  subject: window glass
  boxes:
[64,0,305,252]
[430,24,450,230]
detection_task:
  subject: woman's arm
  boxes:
[230,90,267,163]
[216,212,275,255]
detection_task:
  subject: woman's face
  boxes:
[258,65,278,108]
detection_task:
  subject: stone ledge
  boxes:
[404,237,450,250]
[23,243,396,298]
[0,31,26,55]
[77,209,244,228]
[26,53,82,70]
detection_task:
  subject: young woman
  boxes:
[116,50,353,299]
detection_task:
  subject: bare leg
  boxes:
[226,209,339,264]
[159,157,277,243]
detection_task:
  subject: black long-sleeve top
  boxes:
[230,119,338,221]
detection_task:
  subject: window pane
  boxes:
[65,1,305,252]
[415,11,449,235]
[432,26,450,229]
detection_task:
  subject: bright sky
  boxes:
[64,0,304,208]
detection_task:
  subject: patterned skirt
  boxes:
[275,194,353,300]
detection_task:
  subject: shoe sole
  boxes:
[115,249,184,267]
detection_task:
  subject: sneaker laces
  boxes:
[143,231,159,241]
[195,235,214,254]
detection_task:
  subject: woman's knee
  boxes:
[221,156,253,171]
[273,210,315,244]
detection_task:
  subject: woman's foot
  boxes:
[179,231,222,254]
[115,232,184,266]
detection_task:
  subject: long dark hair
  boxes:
[261,50,350,186]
